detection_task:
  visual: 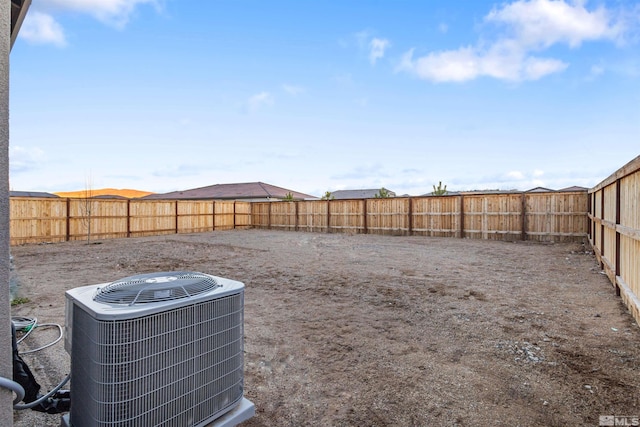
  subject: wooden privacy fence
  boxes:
[589,155,640,326]
[251,191,588,242]
[10,191,588,245]
[10,199,251,245]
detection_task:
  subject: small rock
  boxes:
[542,400,549,406]
[611,327,618,332]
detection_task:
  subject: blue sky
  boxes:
[9,0,640,197]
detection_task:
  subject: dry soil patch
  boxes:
[9,230,640,426]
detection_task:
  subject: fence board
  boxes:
[589,154,640,326]
[177,201,214,234]
[235,202,252,228]
[298,200,328,232]
[10,198,68,244]
[463,194,523,240]
[366,198,410,235]
[68,199,129,241]
[214,201,236,230]
[269,202,297,231]
[250,202,270,228]
[525,192,588,242]
[129,200,176,237]
[329,200,365,233]
[411,196,460,237]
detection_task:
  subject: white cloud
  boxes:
[42,0,161,28]
[523,56,569,79]
[399,0,627,83]
[457,169,555,191]
[20,0,161,46]
[369,38,390,65]
[246,92,274,112]
[331,163,388,181]
[438,23,449,34]
[399,47,479,83]
[398,45,567,82]
[10,146,46,174]
[485,0,622,48]
[352,31,391,65]
[282,84,305,96]
[588,64,605,79]
[334,73,354,86]
[20,11,67,47]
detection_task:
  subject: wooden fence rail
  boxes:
[10,199,251,245]
[588,155,640,326]
[251,191,588,241]
[10,191,588,246]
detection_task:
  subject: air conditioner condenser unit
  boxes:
[61,271,255,427]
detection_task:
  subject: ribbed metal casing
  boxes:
[64,272,245,427]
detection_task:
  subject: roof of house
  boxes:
[526,186,556,193]
[420,191,461,197]
[142,182,317,200]
[331,189,396,199]
[557,186,588,192]
[91,194,128,199]
[10,191,59,198]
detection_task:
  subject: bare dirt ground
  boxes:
[9,229,640,427]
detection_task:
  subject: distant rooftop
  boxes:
[10,191,59,198]
[331,189,396,199]
[557,186,588,192]
[143,182,317,201]
[526,186,556,193]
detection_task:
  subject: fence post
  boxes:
[521,193,527,241]
[233,201,236,230]
[600,189,605,269]
[615,179,621,296]
[408,197,413,236]
[295,201,299,231]
[268,201,272,230]
[459,195,465,238]
[363,199,368,234]
[592,193,597,244]
[212,200,216,231]
[174,201,179,234]
[587,193,593,244]
[65,198,71,241]
[127,199,131,238]
[327,200,331,233]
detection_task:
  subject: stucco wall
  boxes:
[1,1,14,425]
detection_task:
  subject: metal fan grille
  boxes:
[93,271,220,305]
